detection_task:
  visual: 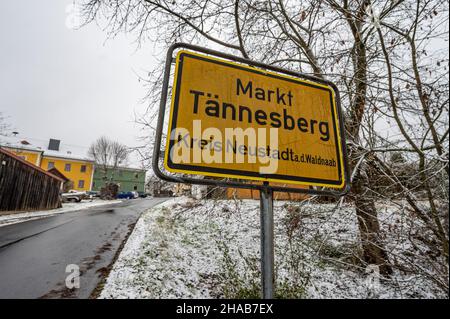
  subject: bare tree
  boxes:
[88,136,129,182]
[0,112,11,137]
[80,0,449,294]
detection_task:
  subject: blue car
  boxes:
[116,191,135,199]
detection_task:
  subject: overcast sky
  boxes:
[0,1,158,166]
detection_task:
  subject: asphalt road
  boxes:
[0,197,167,299]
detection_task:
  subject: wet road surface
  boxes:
[0,197,167,299]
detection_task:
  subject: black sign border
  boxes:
[167,51,343,186]
[153,43,350,196]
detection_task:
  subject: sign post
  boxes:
[260,182,274,299]
[153,43,350,299]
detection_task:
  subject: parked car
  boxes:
[131,191,139,199]
[86,191,100,199]
[138,192,148,198]
[62,190,87,203]
[116,191,135,199]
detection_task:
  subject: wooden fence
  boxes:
[0,147,63,212]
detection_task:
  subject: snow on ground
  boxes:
[0,199,123,227]
[100,197,446,299]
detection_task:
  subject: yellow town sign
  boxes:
[164,50,347,189]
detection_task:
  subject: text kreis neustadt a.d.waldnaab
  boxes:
[187,78,331,142]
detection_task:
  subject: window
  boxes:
[47,162,55,169]
[80,165,86,173]
[65,163,71,172]
[78,180,85,188]
[134,173,139,179]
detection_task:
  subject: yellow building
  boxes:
[4,147,43,166]
[0,136,94,191]
[40,156,94,191]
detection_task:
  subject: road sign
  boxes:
[164,50,347,189]
[153,43,351,300]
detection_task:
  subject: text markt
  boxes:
[189,78,331,142]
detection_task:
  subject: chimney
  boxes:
[48,138,60,151]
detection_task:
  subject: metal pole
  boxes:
[260,184,274,299]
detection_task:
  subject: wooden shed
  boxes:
[0,147,64,212]
[48,167,71,192]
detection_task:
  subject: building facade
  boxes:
[0,136,94,191]
[92,166,146,193]
[7,146,43,166]
[40,155,94,191]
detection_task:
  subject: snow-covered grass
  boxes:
[100,197,447,299]
[0,199,123,227]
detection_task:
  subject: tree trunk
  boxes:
[341,3,393,276]
[352,160,393,276]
